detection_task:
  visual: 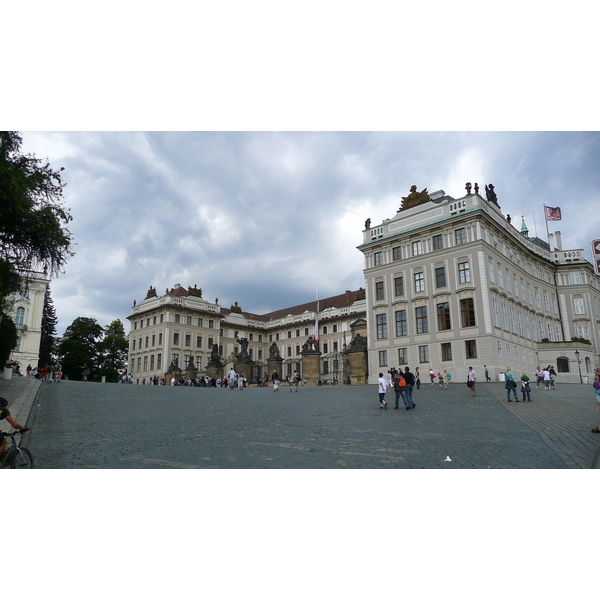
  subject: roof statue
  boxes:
[188,284,203,297]
[145,285,157,299]
[268,342,282,360]
[465,182,472,195]
[400,185,430,211]
[364,218,371,230]
[485,183,500,207]
[230,301,242,313]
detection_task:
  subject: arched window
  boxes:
[15,307,25,325]
[556,356,570,373]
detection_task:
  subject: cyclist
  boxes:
[0,397,29,454]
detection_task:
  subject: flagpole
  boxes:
[543,204,550,243]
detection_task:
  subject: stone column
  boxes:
[300,351,321,386]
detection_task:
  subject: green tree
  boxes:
[0,316,18,366]
[97,319,128,382]
[0,131,74,309]
[57,317,103,380]
[39,285,58,366]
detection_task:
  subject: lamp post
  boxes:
[575,349,582,384]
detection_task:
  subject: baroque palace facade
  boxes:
[358,184,600,384]
[126,285,366,384]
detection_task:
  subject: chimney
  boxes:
[548,233,555,250]
[555,231,562,250]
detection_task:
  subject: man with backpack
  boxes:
[403,366,416,410]
[392,370,407,409]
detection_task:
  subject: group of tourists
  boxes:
[378,367,417,410]
[534,366,557,390]
[22,363,63,383]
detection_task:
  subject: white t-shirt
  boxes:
[378,377,388,393]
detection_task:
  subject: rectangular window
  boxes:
[197,318,203,327]
[506,271,512,293]
[151,334,155,347]
[304,328,309,336]
[414,272,425,293]
[160,314,164,323]
[441,342,452,361]
[258,350,263,360]
[323,342,328,354]
[570,272,581,284]
[174,314,180,323]
[374,251,383,266]
[498,266,504,288]
[416,306,428,334]
[132,339,136,351]
[171,353,179,366]
[460,298,476,327]
[208,337,213,348]
[395,310,407,337]
[333,325,337,333]
[412,241,423,256]
[392,246,402,261]
[437,302,451,331]
[185,334,191,347]
[502,303,509,330]
[287,346,292,357]
[375,281,385,301]
[455,228,467,244]
[158,332,163,345]
[157,354,162,370]
[398,348,408,365]
[296,345,300,356]
[153,316,156,325]
[376,314,388,339]
[458,261,471,283]
[208,320,214,328]
[196,336,202,348]
[418,345,429,363]
[323,326,328,334]
[378,350,388,367]
[137,357,141,372]
[435,267,446,288]
[333,341,338,352]
[394,276,404,296]
[489,259,495,283]
[433,234,443,250]
[173,333,180,345]
[465,339,477,359]
[145,336,149,348]
[186,316,192,325]
[574,298,585,314]
[287,331,292,338]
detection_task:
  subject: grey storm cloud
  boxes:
[20,131,600,335]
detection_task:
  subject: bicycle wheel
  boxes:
[11,447,34,469]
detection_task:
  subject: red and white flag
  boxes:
[544,206,561,221]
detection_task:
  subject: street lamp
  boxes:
[574,349,582,384]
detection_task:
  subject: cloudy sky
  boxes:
[6,5,597,338]
[16,131,600,335]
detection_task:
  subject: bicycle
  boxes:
[0,430,34,469]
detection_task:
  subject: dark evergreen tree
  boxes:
[39,285,58,367]
[57,317,104,381]
[0,316,18,366]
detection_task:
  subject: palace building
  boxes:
[126,285,366,384]
[358,184,599,384]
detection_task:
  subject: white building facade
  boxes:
[358,187,599,384]
[8,271,50,368]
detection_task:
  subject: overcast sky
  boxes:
[17,131,600,335]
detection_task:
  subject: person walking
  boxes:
[543,367,551,390]
[415,367,421,390]
[392,370,407,409]
[484,365,491,382]
[505,367,519,401]
[535,367,544,389]
[80,363,90,382]
[549,365,557,389]
[467,366,477,396]
[592,376,600,433]
[26,364,32,378]
[520,372,532,402]
[377,373,388,409]
[429,368,436,385]
[403,366,416,410]
[272,371,280,392]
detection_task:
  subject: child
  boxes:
[521,372,531,402]
[55,369,62,383]
[378,373,388,409]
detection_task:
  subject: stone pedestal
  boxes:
[267,357,283,383]
[234,360,255,384]
[206,364,223,382]
[301,351,321,386]
[347,350,368,385]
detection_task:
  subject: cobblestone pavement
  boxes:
[22,378,600,469]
